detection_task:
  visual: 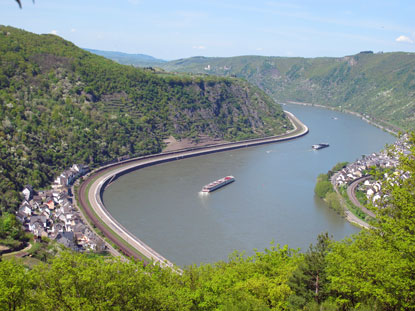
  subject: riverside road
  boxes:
[78,111,308,266]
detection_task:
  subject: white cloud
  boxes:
[50,30,58,35]
[128,0,141,5]
[256,47,263,51]
[395,35,413,44]
[70,28,76,33]
[192,45,206,50]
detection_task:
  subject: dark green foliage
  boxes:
[0,213,25,246]
[288,233,332,309]
[0,25,290,213]
[162,53,415,131]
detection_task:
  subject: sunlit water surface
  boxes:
[103,104,395,266]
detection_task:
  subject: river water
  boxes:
[103,104,395,266]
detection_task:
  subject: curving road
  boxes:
[77,111,308,266]
[347,176,376,218]
[330,173,371,229]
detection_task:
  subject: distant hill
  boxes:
[161,53,415,131]
[0,26,290,211]
[84,48,166,67]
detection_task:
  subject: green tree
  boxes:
[0,259,30,311]
[288,233,332,309]
[325,192,344,216]
[314,174,333,199]
[0,213,24,241]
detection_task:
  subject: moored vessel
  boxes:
[312,143,329,150]
[201,176,235,193]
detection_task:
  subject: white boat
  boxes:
[312,143,329,150]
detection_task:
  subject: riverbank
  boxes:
[77,111,308,266]
[286,101,400,136]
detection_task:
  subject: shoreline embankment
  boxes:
[78,111,308,267]
[285,101,401,136]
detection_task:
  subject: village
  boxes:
[16,164,106,253]
[14,133,412,253]
[333,134,411,206]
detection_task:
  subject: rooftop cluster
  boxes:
[17,164,105,252]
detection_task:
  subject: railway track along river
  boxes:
[77,111,308,268]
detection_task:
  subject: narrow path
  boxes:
[78,111,308,267]
[2,242,32,258]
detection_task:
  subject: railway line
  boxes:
[76,111,308,266]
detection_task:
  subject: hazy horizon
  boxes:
[83,47,414,62]
[1,0,415,60]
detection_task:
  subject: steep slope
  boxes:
[0,26,290,211]
[162,53,415,131]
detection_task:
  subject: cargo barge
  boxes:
[201,176,235,193]
[312,143,329,150]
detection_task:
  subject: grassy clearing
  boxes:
[2,254,43,269]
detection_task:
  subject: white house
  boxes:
[19,201,32,217]
[22,185,33,201]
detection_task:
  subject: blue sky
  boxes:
[1,0,415,60]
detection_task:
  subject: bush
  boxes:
[0,213,25,241]
[314,174,333,198]
[325,192,344,216]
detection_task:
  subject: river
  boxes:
[103,104,395,266]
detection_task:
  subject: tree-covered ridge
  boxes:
[2,135,415,310]
[161,53,415,131]
[0,25,291,212]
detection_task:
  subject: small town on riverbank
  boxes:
[333,133,411,207]
[10,111,307,257]
[15,133,411,253]
[15,164,106,253]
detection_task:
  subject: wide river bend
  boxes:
[103,104,395,266]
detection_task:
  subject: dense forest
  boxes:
[1,135,415,310]
[0,26,291,212]
[159,53,415,132]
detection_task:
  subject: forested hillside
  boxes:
[0,26,290,212]
[2,135,415,310]
[162,53,415,131]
